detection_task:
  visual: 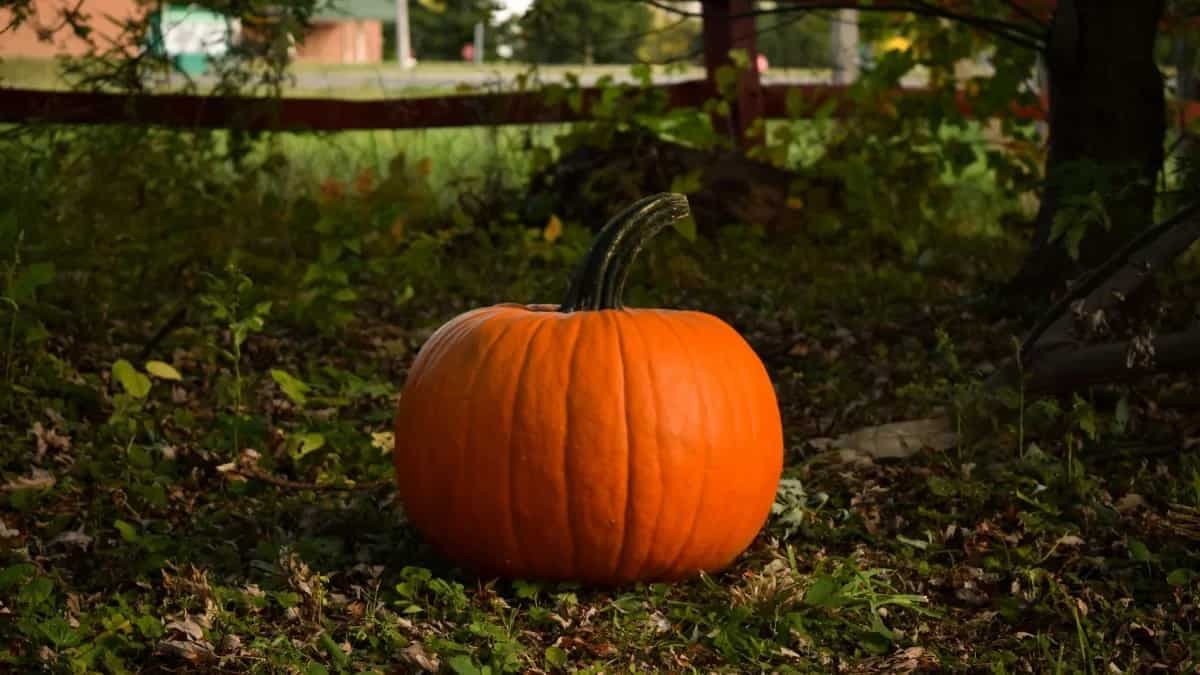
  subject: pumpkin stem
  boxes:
[559,193,691,312]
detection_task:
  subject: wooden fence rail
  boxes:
[2,0,1197,135]
[0,81,1061,132]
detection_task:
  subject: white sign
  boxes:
[160,6,240,56]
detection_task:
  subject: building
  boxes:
[0,0,141,58]
[0,0,391,66]
[293,0,391,64]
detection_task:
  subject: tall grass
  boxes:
[270,124,565,195]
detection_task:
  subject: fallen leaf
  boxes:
[144,360,183,381]
[900,646,926,659]
[543,214,564,242]
[955,586,989,606]
[220,634,242,653]
[1116,493,1146,513]
[1057,534,1085,547]
[371,432,395,454]
[165,617,205,641]
[400,642,440,672]
[50,530,93,549]
[826,417,957,460]
[30,422,71,459]
[2,468,56,492]
[156,639,216,664]
[787,342,809,356]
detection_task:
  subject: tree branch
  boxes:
[996,0,1049,27]
[640,0,1047,51]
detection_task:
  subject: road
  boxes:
[280,64,848,94]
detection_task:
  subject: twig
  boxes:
[139,305,189,360]
[640,0,1047,51]
[1165,503,1200,541]
[997,0,1048,27]
[217,451,393,492]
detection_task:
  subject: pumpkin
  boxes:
[393,193,783,585]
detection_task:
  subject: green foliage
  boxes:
[0,231,54,384]
[756,10,832,68]
[4,17,1200,673]
[517,0,654,64]
[402,0,504,61]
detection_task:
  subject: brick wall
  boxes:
[1,2,382,65]
[0,0,142,58]
[294,20,382,64]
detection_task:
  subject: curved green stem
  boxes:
[559,193,691,312]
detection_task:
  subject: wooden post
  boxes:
[395,0,413,68]
[474,21,485,65]
[700,0,763,147]
[830,9,860,85]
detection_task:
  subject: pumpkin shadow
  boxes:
[245,487,452,576]
[145,485,464,594]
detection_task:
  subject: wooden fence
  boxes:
[0,0,1196,137]
[0,81,1057,132]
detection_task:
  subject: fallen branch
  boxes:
[1021,328,1200,393]
[985,202,1200,394]
[1021,202,1200,357]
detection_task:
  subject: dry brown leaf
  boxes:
[30,422,71,459]
[50,530,93,549]
[1116,493,1147,513]
[156,639,216,664]
[220,634,242,654]
[400,642,440,672]
[1057,534,1085,547]
[2,468,56,492]
[165,617,205,641]
[543,214,564,242]
[822,417,958,460]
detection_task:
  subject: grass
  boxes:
[267,124,562,194]
[0,56,830,99]
[0,57,666,95]
[2,104,1200,674]
[0,57,62,89]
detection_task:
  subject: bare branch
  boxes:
[640,0,1047,51]
[996,0,1049,27]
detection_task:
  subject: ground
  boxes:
[2,84,1200,674]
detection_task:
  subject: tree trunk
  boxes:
[700,0,762,147]
[1014,0,1166,293]
[1174,31,1199,193]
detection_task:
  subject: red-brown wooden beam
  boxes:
[700,0,763,147]
[1,83,1193,131]
[0,81,719,131]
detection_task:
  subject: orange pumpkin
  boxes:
[393,193,783,585]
